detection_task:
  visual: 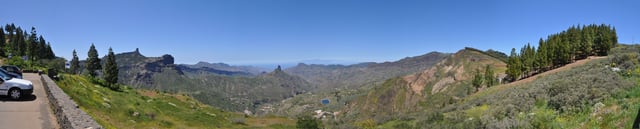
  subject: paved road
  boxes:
[0,73,58,129]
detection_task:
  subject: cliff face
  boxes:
[112,49,313,112]
[114,49,181,88]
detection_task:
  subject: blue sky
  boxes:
[1,0,639,66]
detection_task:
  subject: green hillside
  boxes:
[337,48,507,128]
[348,45,640,128]
[55,74,295,129]
[280,45,640,128]
[263,48,506,128]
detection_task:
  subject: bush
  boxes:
[296,115,321,129]
[353,119,376,129]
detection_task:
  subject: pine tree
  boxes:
[70,50,80,74]
[472,68,483,92]
[0,27,5,56]
[86,44,101,77]
[45,42,55,59]
[611,26,618,47]
[506,48,522,81]
[38,36,47,59]
[19,30,27,56]
[13,28,25,56]
[26,27,37,60]
[581,26,594,57]
[4,25,14,56]
[103,47,119,90]
[536,38,548,71]
[484,64,495,87]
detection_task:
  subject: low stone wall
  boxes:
[41,75,103,129]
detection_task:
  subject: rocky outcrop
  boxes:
[114,49,181,88]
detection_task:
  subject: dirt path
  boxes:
[504,56,607,87]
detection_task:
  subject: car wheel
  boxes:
[9,88,21,100]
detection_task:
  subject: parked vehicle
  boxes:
[1,65,22,77]
[0,69,33,100]
[0,68,21,79]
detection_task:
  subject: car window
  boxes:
[0,69,12,80]
[1,66,19,73]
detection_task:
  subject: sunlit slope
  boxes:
[55,74,295,129]
[340,48,507,124]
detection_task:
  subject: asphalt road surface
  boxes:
[0,73,58,129]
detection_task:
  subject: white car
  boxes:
[0,71,33,100]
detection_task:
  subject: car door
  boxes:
[0,78,6,95]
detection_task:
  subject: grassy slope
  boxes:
[376,45,640,128]
[297,49,508,128]
[55,74,295,129]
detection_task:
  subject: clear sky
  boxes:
[1,0,639,65]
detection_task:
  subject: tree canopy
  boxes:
[70,49,80,74]
[506,24,618,81]
[0,23,55,60]
[86,44,101,77]
[104,47,119,90]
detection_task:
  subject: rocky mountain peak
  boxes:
[160,54,174,65]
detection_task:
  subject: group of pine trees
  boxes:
[1,23,119,89]
[0,23,55,60]
[472,65,497,92]
[69,44,119,90]
[506,24,618,82]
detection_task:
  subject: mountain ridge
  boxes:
[110,49,314,111]
[285,51,451,92]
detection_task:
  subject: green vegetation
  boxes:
[56,74,295,129]
[1,23,62,71]
[1,24,55,60]
[103,47,119,90]
[318,49,507,128]
[368,45,638,128]
[296,115,321,129]
[472,68,483,91]
[483,65,496,87]
[85,44,101,77]
[70,50,80,74]
[506,24,618,82]
[473,64,497,91]
[464,47,508,62]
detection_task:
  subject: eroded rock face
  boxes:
[114,50,180,88]
[403,66,438,95]
[401,49,506,95]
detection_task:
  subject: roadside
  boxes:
[0,73,58,129]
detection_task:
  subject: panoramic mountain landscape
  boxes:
[1,1,639,129]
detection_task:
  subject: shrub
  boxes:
[353,119,376,129]
[296,115,321,129]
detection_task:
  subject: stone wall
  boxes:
[41,75,103,129]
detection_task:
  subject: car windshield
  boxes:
[0,69,13,80]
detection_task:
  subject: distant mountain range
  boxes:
[108,48,452,112]
[180,61,268,75]
[110,49,312,111]
[285,52,450,91]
